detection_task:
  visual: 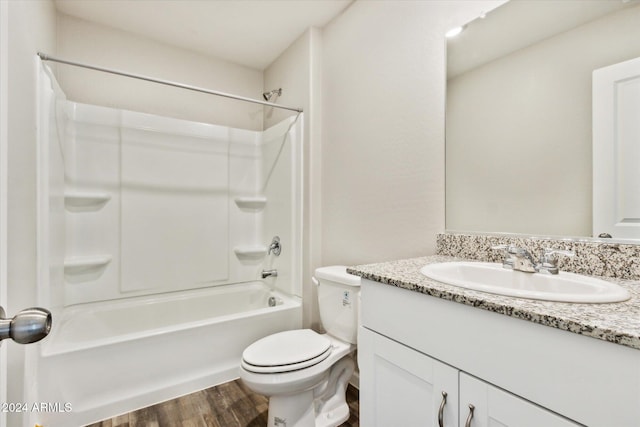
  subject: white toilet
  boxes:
[239,266,361,427]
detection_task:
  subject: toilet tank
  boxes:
[315,266,361,344]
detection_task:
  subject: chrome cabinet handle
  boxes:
[438,391,447,427]
[464,404,475,427]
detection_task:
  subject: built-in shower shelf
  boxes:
[64,255,112,274]
[234,246,268,260]
[234,196,267,210]
[64,191,112,209]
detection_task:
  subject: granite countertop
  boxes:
[347,255,640,351]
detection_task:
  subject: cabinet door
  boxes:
[359,327,458,427]
[459,373,582,427]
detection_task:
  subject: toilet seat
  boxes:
[242,329,332,374]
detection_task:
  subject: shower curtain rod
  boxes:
[37,52,303,113]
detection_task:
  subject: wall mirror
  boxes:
[446,0,640,240]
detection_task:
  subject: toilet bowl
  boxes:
[239,266,361,427]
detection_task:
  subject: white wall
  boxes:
[264,28,323,328]
[320,1,499,266]
[263,29,312,130]
[57,14,264,131]
[6,0,57,424]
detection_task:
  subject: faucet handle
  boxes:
[537,248,574,274]
[491,244,515,269]
[541,248,575,260]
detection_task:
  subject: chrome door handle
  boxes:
[0,306,52,344]
[464,404,475,427]
[438,391,447,427]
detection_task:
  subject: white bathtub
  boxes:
[27,282,301,427]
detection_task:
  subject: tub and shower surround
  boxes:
[28,61,303,427]
[61,101,302,305]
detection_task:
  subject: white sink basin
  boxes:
[420,262,630,303]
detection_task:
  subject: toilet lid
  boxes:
[242,329,331,373]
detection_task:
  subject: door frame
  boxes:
[0,1,10,425]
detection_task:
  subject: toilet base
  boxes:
[314,402,349,427]
[268,390,316,427]
[264,356,355,427]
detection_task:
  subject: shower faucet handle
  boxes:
[268,236,281,256]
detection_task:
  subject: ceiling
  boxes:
[55,0,353,70]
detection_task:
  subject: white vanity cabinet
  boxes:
[360,327,580,427]
[359,327,458,427]
[359,278,640,427]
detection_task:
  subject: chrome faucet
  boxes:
[492,245,574,275]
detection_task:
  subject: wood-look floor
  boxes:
[86,379,359,427]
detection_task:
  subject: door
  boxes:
[0,5,53,427]
[359,327,459,427]
[459,373,581,427]
[593,56,640,239]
